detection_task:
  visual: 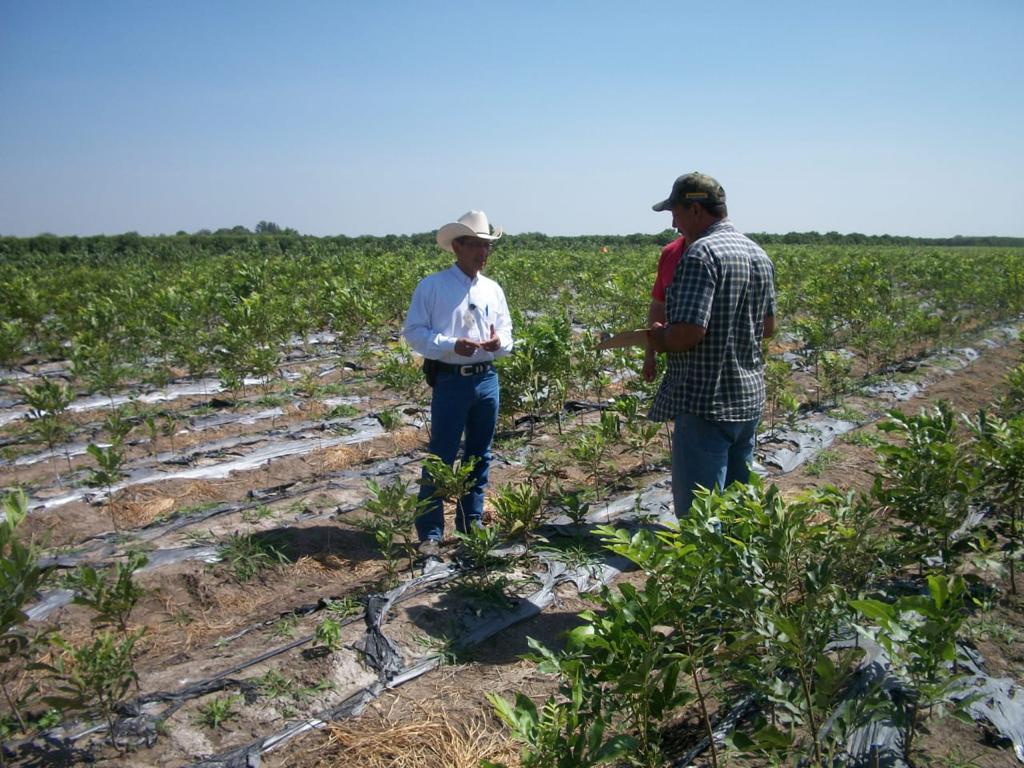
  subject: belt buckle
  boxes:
[459,364,474,376]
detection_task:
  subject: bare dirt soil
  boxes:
[2,335,1022,768]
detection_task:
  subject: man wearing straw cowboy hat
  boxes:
[403,211,513,557]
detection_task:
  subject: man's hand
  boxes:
[479,324,501,353]
[454,338,480,357]
[642,350,657,382]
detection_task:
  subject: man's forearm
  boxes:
[648,299,666,327]
[647,322,706,353]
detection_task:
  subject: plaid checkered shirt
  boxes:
[648,219,776,422]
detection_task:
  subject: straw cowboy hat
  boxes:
[436,211,503,253]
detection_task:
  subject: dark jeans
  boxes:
[671,412,759,517]
[415,368,499,542]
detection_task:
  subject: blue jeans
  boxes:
[416,368,500,542]
[671,412,759,517]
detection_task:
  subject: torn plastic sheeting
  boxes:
[139,545,220,571]
[35,497,259,571]
[6,439,109,468]
[141,412,382,467]
[356,560,459,679]
[28,489,88,512]
[67,380,224,414]
[546,478,676,535]
[671,694,758,768]
[27,468,402,608]
[186,406,286,431]
[188,683,387,768]
[4,405,283,468]
[823,631,1024,765]
[321,394,366,408]
[0,369,296,428]
[563,399,609,414]
[950,675,1024,762]
[456,556,615,651]
[862,380,922,401]
[924,347,980,372]
[0,406,30,428]
[25,589,75,621]
[760,415,858,474]
[821,633,909,768]
[28,417,386,512]
[27,548,221,623]
[948,642,1024,762]
[0,368,32,382]
[197,545,632,767]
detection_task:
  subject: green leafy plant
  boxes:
[314,616,343,652]
[0,491,51,736]
[969,411,1024,594]
[65,551,148,637]
[422,453,478,533]
[85,442,126,530]
[490,481,546,544]
[851,574,972,761]
[322,596,362,620]
[102,407,133,445]
[18,378,74,481]
[498,309,572,429]
[614,395,661,469]
[195,694,241,729]
[377,407,403,431]
[215,531,291,583]
[765,356,800,434]
[708,482,873,764]
[804,448,838,477]
[357,477,426,584]
[38,629,144,745]
[817,350,853,408]
[874,403,979,574]
[412,631,461,666]
[486,679,632,768]
[376,341,424,399]
[999,362,1024,416]
[552,487,592,536]
[569,580,694,767]
[568,426,612,494]
[452,523,504,599]
[272,614,298,639]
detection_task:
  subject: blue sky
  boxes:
[1,1,1021,237]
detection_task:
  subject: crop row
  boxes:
[2,239,1023,420]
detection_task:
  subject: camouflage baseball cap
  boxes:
[652,172,726,212]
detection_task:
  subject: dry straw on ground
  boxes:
[300,706,516,768]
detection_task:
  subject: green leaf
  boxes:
[850,598,895,624]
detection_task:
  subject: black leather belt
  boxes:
[434,361,494,376]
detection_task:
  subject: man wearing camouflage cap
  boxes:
[645,172,777,517]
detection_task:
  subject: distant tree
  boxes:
[255,220,282,234]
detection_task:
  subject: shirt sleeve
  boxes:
[652,250,671,302]
[651,238,685,302]
[667,245,716,327]
[490,283,514,358]
[402,278,457,358]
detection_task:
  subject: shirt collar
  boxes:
[702,218,734,237]
[447,263,479,286]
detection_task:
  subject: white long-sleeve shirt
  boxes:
[403,264,513,364]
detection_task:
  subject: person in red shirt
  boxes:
[643,235,686,381]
